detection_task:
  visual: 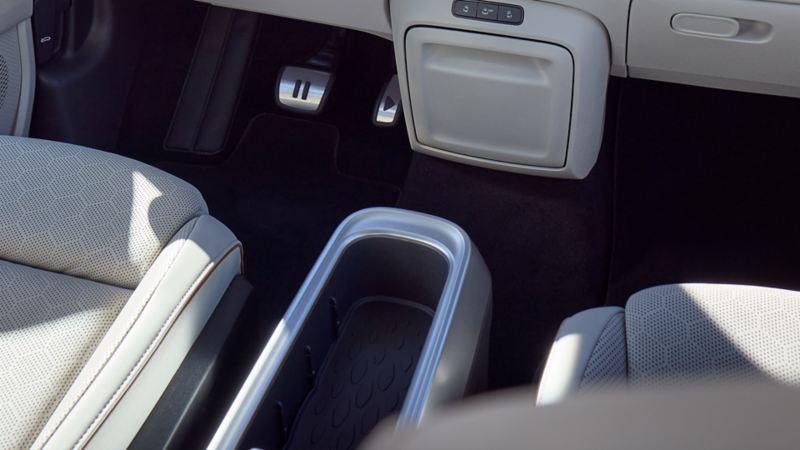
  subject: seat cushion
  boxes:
[0,260,131,450]
[0,136,241,449]
[33,215,241,450]
[0,136,208,289]
[627,284,800,387]
[536,306,626,405]
[538,284,800,405]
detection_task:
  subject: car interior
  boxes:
[0,0,799,448]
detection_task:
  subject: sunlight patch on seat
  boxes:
[126,171,164,265]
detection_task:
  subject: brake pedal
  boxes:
[374,74,402,127]
[276,66,333,114]
[275,29,345,114]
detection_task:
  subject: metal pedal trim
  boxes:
[276,66,333,114]
[374,74,402,127]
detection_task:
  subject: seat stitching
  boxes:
[73,242,241,449]
[35,218,201,449]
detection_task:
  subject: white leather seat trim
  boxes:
[86,246,242,449]
[32,215,241,449]
[536,307,624,406]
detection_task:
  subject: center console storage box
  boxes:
[392,0,610,179]
[405,28,574,170]
[209,208,492,450]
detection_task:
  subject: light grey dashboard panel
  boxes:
[629,0,800,98]
[189,0,800,100]
[193,0,391,38]
[392,0,610,179]
[192,0,629,76]
[539,0,630,77]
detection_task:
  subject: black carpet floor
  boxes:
[230,15,412,186]
[607,79,800,305]
[158,114,400,333]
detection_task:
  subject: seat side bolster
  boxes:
[87,244,242,449]
[33,215,241,450]
[536,307,625,406]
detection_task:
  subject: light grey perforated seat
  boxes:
[537,284,800,405]
[0,136,242,449]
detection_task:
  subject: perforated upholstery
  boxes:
[627,284,800,386]
[0,260,131,450]
[0,136,208,289]
[539,284,800,405]
[579,310,627,392]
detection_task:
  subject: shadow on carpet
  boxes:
[157,113,400,330]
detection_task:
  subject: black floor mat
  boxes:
[285,297,432,450]
[608,80,800,305]
[157,114,400,332]
[230,16,412,186]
